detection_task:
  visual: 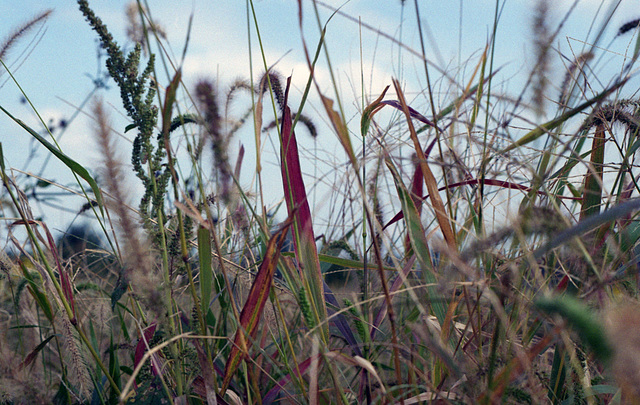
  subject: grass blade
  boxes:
[499,78,628,154]
[221,219,292,393]
[18,335,55,371]
[360,85,389,138]
[581,123,606,219]
[0,105,104,215]
[535,295,613,363]
[279,76,327,337]
[534,197,640,260]
[385,156,446,324]
[198,226,213,317]
[392,78,457,251]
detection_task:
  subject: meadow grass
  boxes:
[2,1,640,404]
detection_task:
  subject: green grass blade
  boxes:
[197,226,213,317]
[0,105,104,216]
[534,197,640,260]
[536,295,612,363]
[499,78,628,154]
[581,124,605,219]
[385,156,446,324]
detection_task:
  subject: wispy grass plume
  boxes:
[195,79,233,204]
[91,97,161,312]
[0,9,52,62]
[532,0,551,117]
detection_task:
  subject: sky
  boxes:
[1,0,639,243]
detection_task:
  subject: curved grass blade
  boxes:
[360,85,389,137]
[18,335,55,371]
[380,99,443,133]
[536,295,612,363]
[383,177,582,231]
[534,197,640,260]
[0,105,104,216]
[392,79,457,251]
[499,78,628,155]
[320,92,354,166]
[385,156,446,324]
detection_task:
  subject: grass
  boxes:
[2,0,640,403]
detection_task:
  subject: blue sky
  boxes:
[1,0,639,240]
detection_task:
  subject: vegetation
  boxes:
[2,1,640,403]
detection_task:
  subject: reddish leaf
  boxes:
[405,157,424,251]
[279,77,327,328]
[280,77,320,269]
[221,220,292,393]
[263,353,322,405]
[18,335,55,371]
[234,144,244,179]
[556,275,569,292]
[383,178,583,230]
[134,323,159,376]
[409,158,424,211]
[380,99,442,132]
[42,222,76,321]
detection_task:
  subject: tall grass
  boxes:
[3,0,640,403]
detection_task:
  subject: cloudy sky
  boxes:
[1,0,638,238]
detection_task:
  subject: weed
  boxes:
[2,1,640,403]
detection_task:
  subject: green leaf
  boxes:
[36,179,53,188]
[581,125,605,219]
[161,69,181,136]
[124,123,138,133]
[0,105,104,216]
[20,264,54,322]
[536,295,612,363]
[361,86,389,137]
[500,79,628,154]
[285,252,397,272]
[197,226,213,315]
[385,156,446,325]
